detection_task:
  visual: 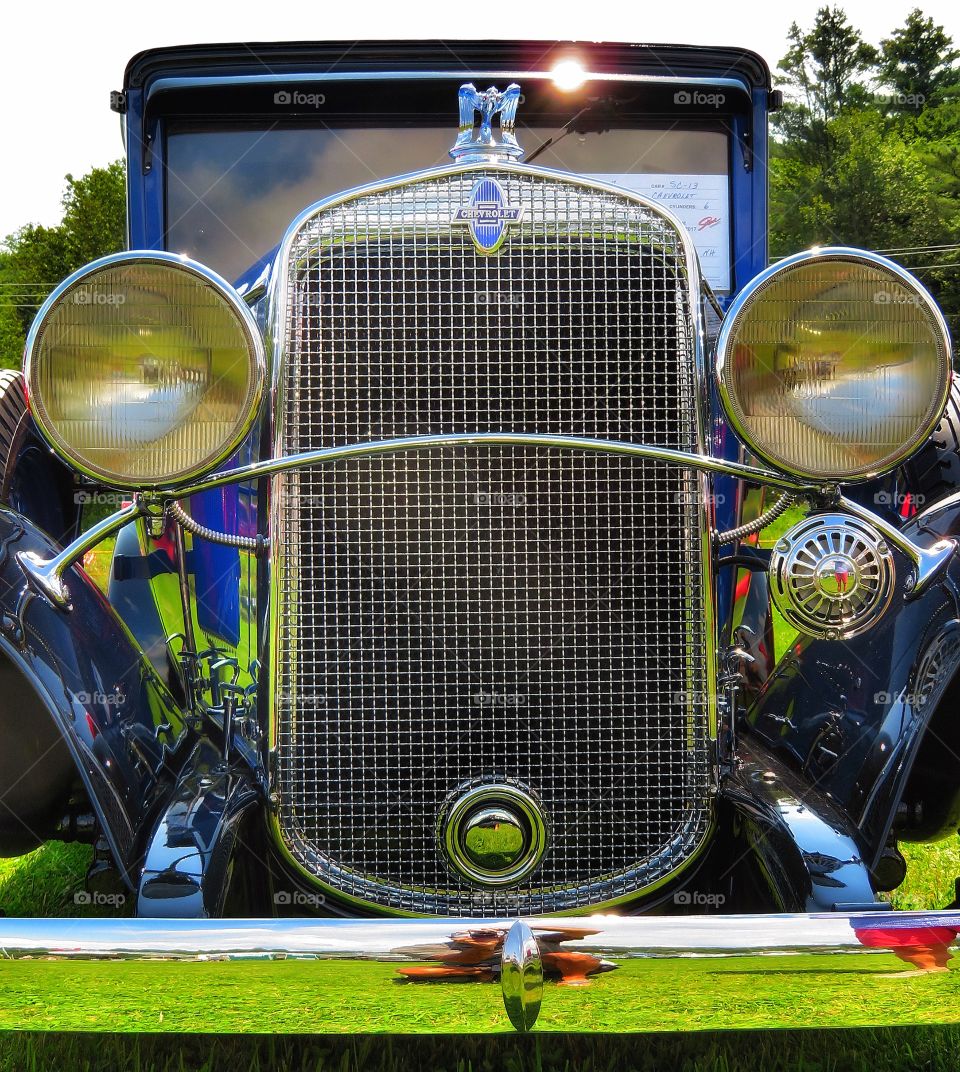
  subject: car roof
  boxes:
[123,40,771,92]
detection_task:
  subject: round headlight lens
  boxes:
[25,253,264,488]
[717,250,951,481]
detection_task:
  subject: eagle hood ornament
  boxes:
[449,83,524,163]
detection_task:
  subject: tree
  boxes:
[775,6,878,165]
[59,162,126,268]
[878,9,960,109]
[770,109,944,256]
[0,254,26,371]
[0,161,125,369]
[770,8,960,329]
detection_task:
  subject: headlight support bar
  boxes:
[12,432,954,610]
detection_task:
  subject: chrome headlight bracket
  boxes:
[14,434,955,613]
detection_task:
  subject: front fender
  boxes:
[0,508,190,883]
[745,547,960,872]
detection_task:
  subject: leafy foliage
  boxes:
[0,161,125,369]
[771,7,960,330]
[776,6,878,164]
[878,8,960,106]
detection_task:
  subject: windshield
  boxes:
[165,125,731,290]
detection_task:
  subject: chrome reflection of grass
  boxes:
[1,953,960,1035]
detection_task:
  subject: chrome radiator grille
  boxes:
[273,168,712,914]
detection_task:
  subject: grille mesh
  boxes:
[274,169,711,914]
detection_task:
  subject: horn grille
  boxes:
[769,514,895,640]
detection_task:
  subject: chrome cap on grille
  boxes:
[439,783,548,887]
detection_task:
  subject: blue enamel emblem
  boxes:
[453,178,523,254]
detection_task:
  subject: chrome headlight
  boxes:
[24,252,265,488]
[716,248,951,481]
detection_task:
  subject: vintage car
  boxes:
[2,39,960,1034]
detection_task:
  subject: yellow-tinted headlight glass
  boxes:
[719,256,950,480]
[27,258,262,487]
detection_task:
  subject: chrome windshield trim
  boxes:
[146,72,752,102]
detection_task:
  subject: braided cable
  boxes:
[715,493,796,547]
[168,500,270,555]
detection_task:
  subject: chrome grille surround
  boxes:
[269,163,716,915]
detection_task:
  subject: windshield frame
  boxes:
[122,51,771,303]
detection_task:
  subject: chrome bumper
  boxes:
[3,911,960,1032]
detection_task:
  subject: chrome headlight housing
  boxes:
[24,252,265,488]
[716,248,952,482]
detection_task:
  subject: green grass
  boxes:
[2,1029,960,1072]
[892,839,960,910]
[0,843,96,918]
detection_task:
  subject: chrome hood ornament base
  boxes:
[450,83,524,163]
